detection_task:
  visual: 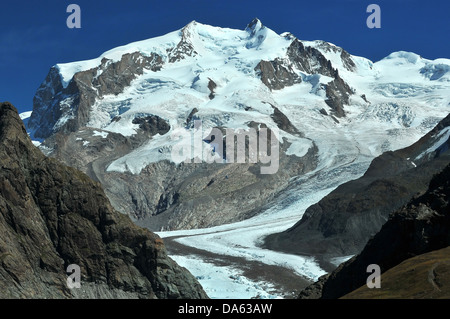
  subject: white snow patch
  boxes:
[92,130,109,138]
[170,255,281,299]
[329,255,354,267]
[286,139,313,157]
[19,111,32,120]
[416,127,450,160]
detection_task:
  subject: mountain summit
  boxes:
[26,18,359,139]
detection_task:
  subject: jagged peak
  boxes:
[180,20,198,39]
[0,102,30,143]
[246,18,264,35]
[182,20,199,31]
[281,32,297,41]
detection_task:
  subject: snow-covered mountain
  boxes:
[23,18,450,298]
[26,18,450,231]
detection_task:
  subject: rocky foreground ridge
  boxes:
[0,102,207,299]
[299,161,450,299]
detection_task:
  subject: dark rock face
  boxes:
[286,39,335,77]
[0,102,207,299]
[267,103,302,136]
[324,72,352,118]
[299,162,450,299]
[28,52,163,139]
[287,40,353,117]
[26,20,333,232]
[254,60,301,90]
[28,22,207,141]
[167,22,198,63]
[264,114,450,267]
[255,39,353,117]
[207,78,217,99]
[185,108,199,127]
[246,18,262,34]
[311,40,357,72]
[132,115,170,136]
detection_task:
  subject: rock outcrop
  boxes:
[28,52,163,139]
[254,60,301,90]
[255,38,354,117]
[0,102,207,299]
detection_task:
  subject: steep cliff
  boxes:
[0,102,207,299]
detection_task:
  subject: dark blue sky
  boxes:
[1,0,449,114]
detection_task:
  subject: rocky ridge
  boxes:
[29,52,163,139]
[299,161,450,299]
[0,102,207,299]
[255,37,353,117]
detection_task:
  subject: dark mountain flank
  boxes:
[299,162,450,299]
[264,114,450,269]
[342,246,450,299]
[0,102,207,299]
